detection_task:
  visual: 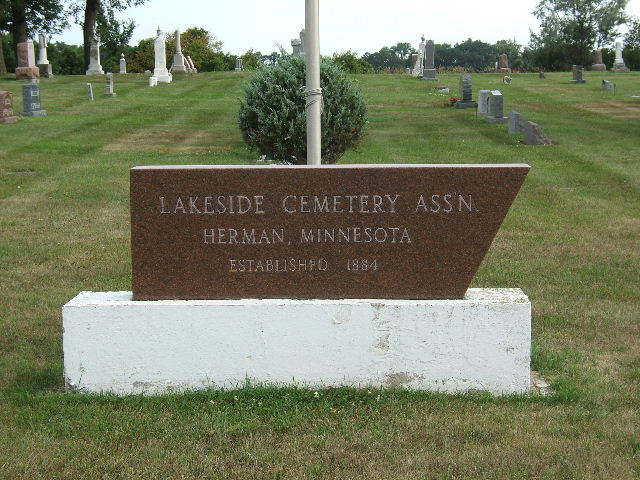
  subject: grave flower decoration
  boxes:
[447,96,459,106]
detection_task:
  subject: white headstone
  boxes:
[153,28,172,83]
[612,40,629,71]
[119,53,127,74]
[87,83,94,101]
[104,72,116,96]
[86,35,104,75]
[171,30,187,74]
[37,33,49,65]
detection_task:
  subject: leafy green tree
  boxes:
[69,0,147,68]
[531,0,629,68]
[1,0,67,71]
[332,50,374,74]
[623,17,640,68]
[494,39,524,70]
[241,49,261,70]
[95,6,135,72]
[47,41,84,74]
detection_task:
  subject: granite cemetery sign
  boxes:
[131,164,529,300]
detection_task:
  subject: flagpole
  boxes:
[305,0,322,165]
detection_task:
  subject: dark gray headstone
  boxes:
[456,74,477,109]
[20,83,46,116]
[421,40,437,80]
[508,111,523,134]
[523,121,552,145]
[485,90,507,123]
[572,65,586,84]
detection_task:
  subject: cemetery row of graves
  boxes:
[1,63,638,475]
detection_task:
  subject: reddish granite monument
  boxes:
[131,164,529,300]
[0,91,19,124]
[15,42,40,82]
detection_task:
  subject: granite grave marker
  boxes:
[130,164,529,300]
[20,84,46,116]
[153,28,172,83]
[422,39,437,80]
[15,41,40,82]
[485,90,507,123]
[456,74,477,109]
[37,33,53,78]
[0,91,19,124]
[86,35,105,75]
[171,30,187,74]
[104,73,116,97]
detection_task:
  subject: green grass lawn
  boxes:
[1,70,639,479]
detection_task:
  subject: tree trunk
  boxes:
[83,0,101,68]
[10,0,27,62]
[0,34,6,74]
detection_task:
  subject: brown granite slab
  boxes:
[131,164,529,300]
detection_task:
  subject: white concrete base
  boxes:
[62,289,531,396]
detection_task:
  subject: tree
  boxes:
[0,0,67,72]
[69,0,147,68]
[332,50,374,74]
[531,0,629,67]
[95,6,135,72]
[623,17,640,69]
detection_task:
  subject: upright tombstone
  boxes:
[291,29,305,56]
[37,33,53,78]
[508,110,523,134]
[572,65,586,83]
[523,121,552,145]
[234,57,244,72]
[15,42,40,82]
[86,35,105,75]
[149,76,158,87]
[20,84,46,116]
[186,56,198,73]
[478,89,491,116]
[612,41,630,72]
[0,91,20,124]
[421,39,437,80]
[591,49,606,71]
[153,28,172,83]
[456,74,477,109]
[87,83,94,101]
[104,73,116,97]
[539,70,546,79]
[119,53,127,74]
[485,90,508,123]
[63,164,532,396]
[602,80,614,91]
[497,53,511,73]
[171,30,188,74]
[412,36,425,76]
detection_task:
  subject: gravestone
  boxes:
[171,30,188,74]
[485,90,507,123]
[86,35,104,75]
[0,91,20,124]
[15,42,40,82]
[592,49,606,71]
[421,39,437,80]
[291,29,305,56]
[572,65,586,84]
[508,110,523,134]
[497,53,511,73]
[405,67,411,74]
[87,83,94,101]
[20,84,46,116]
[153,28,172,83]
[539,70,546,79]
[612,41,629,72]
[149,76,158,87]
[602,80,614,91]
[412,36,425,76]
[478,90,491,116]
[119,54,127,74]
[186,56,198,74]
[235,57,244,72]
[130,164,529,300]
[456,74,477,109]
[523,121,552,145]
[37,33,53,78]
[104,73,116,97]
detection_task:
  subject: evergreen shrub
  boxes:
[238,55,367,164]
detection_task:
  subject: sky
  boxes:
[53,0,640,55]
